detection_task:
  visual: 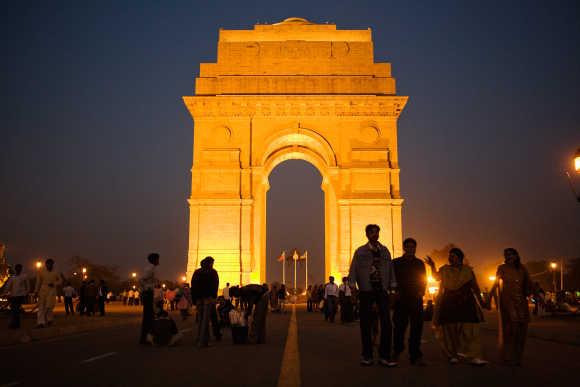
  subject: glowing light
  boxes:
[574,148,580,172]
[550,262,557,269]
[73,272,78,276]
[428,286,439,295]
[181,275,187,282]
[488,275,496,282]
[35,261,42,269]
[162,283,166,289]
[132,285,136,290]
[131,272,137,278]
[82,267,87,274]
[427,275,436,284]
[83,275,88,280]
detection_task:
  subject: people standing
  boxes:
[426,248,489,366]
[339,277,354,323]
[85,280,97,316]
[323,276,339,322]
[491,248,533,366]
[348,224,398,366]
[392,238,427,366]
[78,280,87,315]
[223,282,231,301]
[190,256,220,347]
[3,264,29,329]
[134,289,140,306]
[34,259,62,328]
[278,284,287,313]
[128,288,135,306]
[62,282,76,316]
[98,280,108,316]
[139,253,160,345]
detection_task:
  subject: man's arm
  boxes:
[419,261,427,297]
[348,252,358,288]
[34,272,41,293]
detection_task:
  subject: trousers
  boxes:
[393,297,424,360]
[359,290,392,360]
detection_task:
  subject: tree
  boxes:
[65,256,121,292]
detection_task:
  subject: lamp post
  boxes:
[550,262,557,293]
[488,275,496,282]
[35,261,42,270]
[565,148,580,202]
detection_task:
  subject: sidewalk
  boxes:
[481,310,580,346]
[0,302,142,346]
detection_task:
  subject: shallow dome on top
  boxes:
[274,17,312,25]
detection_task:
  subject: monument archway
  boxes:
[183,18,408,286]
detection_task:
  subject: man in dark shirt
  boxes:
[392,238,427,365]
[190,256,220,347]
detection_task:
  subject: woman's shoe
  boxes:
[449,357,459,365]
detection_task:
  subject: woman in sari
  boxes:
[491,248,532,366]
[425,248,489,366]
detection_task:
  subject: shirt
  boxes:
[339,284,352,297]
[140,263,157,291]
[324,283,339,298]
[223,286,230,300]
[35,270,62,293]
[63,286,76,298]
[5,274,29,297]
[392,256,427,299]
[348,242,397,292]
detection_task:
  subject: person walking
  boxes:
[34,259,62,328]
[491,248,533,366]
[97,280,108,316]
[348,224,398,367]
[190,256,220,347]
[139,253,160,345]
[339,277,354,323]
[128,288,135,306]
[425,248,489,366]
[392,238,427,366]
[3,264,29,329]
[62,282,76,316]
[85,280,97,316]
[324,277,339,322]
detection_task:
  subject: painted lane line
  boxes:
[277,304,301,387]
[180,328,192,333]
[0,382,21,387]
[81,352,117,364]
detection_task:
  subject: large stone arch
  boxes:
[183,18,408,286]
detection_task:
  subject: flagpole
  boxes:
[305,251,308,291]
[282,255,285,286]
[294,256,297,297]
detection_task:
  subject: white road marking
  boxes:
[180,328,192,333]
[0,382,21,387]
[81,352,117,364]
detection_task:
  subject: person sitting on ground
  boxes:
[146,310,183,346]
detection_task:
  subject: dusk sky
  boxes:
[1,1,579,282]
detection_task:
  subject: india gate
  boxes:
[183,18,408,286]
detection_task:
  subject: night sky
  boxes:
[2,1,579,282]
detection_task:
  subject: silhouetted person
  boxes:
[490,248,533,366]
[85,280,98,316]
[4,264,29,329]
[79,281,87,314]
[324,276,339,322]
[190,256,220,347]
[139,253,160,345]
[62,281,76,315]
[98,280,108,316]
[349,224,398,366]
[230,283,270,344]
[392,238,427,365]
[339,277,354,323]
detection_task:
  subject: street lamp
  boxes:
[35,261,42,269]
[565,148,580,202]
[131,272,137,279]
[550,262,557,293]
[181,275,187,283]
[488,275,496,282]
[82,267,87,274]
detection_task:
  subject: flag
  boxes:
[277,250,286,262]
[292,249,300,261]
[299,250,308,260]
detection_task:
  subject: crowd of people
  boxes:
[1,224,551,369]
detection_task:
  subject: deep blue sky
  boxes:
[1,0,579,281]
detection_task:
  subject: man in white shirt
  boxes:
[34,259,62,328]
[62,282,76,315]
[139,253,159,345]
[324,276,339,323]
[339,277,354,323]
[4,264,29,329]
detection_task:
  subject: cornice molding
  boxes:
[183,95,408,118]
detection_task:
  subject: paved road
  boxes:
[1,306,578,387]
